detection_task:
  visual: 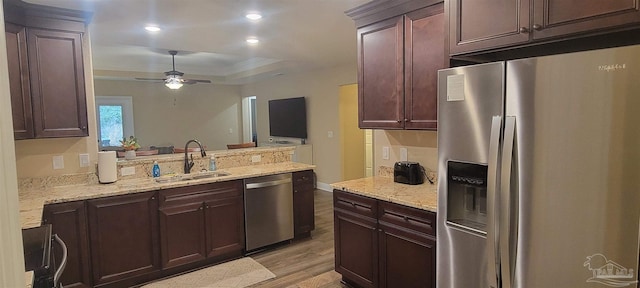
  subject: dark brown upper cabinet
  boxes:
[348,0,446,130]
[449,0,640,55]
[4,0,90,139]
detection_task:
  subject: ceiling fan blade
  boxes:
[135,77,166,81]
[182,79,212,84]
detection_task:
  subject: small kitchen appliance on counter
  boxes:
[394,161,424,185]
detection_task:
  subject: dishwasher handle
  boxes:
[245,178,292,189]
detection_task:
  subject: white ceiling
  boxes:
[23,0,370,84]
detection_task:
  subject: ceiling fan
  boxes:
[135,50,212,89]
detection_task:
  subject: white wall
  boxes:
[0,3,27,285]
[241,64,357,186]
[94,80,243,151]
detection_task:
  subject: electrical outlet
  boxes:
[53,155,64,170]
[400,148,408,161]
[79,153,90,167]
[327,131,334,138]
[251,155,261,163]
[121,166,135,176]
[382,147,390,160]
[228,128,233,134]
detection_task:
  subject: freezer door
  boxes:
[437,62,504,288]
[505,45,640,288]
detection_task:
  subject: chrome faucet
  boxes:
[183,139,207,174]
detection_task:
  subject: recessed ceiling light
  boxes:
[145,25,161,32]
[245,13,262,20]
[246,37,259,44]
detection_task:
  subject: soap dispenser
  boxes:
[152,161,161,177]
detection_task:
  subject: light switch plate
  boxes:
[328,131,334,138]
[79,153,90,167]
[121,166,135,176]
[251,155,261,163]
[53,155,64,170]
[382,147,390,160]
[400,148,408,161]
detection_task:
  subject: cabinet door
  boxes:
[404,4,445,130]
[204,196,244,259]
[27,28,88,138]
[42,201,92,288]
[334,210,378,288]
[449,0,530,55]
[293,170,315,238]
[87,192,160,287]
[159,202,207,269]
[5,23,34,140]
[379,223,436,288]
[357,16,404,129]
[532,0,640,39]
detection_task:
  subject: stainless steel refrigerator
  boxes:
[437,45,640,288]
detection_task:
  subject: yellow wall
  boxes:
[374,130,438,173]
[14,30,99,178]
[339,84,365,181]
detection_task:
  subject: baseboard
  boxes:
[316,182,333,192]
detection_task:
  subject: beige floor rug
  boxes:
[142,257,276,288]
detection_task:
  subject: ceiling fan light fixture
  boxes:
[246,37,259,44]
[144,25,161,32]
[245,12,262,20]
[165,76,183,89]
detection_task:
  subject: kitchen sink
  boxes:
[155,171,231,183]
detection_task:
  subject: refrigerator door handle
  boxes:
[486,116,502,288]
[500,116,517,288]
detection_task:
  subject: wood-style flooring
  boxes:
[249,190,347,288]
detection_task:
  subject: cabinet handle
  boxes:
[81,126,87,129]
[532,24,542,30]
[519,27,529,33]
[151,196,155,200]
[206,205,209,209]
[405,118,410,122]
[397,120,402,123]
[199,206,203,210]
[294,190,298,193]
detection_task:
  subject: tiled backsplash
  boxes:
[18,146,295,190]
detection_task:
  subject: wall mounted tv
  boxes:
[268,97,307,139]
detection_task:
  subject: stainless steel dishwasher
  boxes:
[244,173,294,251]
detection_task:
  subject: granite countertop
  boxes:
[330,176,437,212]
[19,162,315,229]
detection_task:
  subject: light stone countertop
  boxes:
[330,176,437,212]
[19,162,315,229]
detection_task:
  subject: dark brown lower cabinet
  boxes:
[42,201,91,288]
[379,223,436,288]
[293,170,315,238]
[159,202,207,268]
[334,209,379,288]
[333,189,437,288]
[87,191,160,288]
[204,196,244,259]
[158,180,244,270]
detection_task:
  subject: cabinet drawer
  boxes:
[334,190,377,219]
[159,180,242,207]
[293,170,314,185]
[378,201,435,236]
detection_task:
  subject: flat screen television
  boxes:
[268,97,307,139]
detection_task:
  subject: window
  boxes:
[96,96,134,148]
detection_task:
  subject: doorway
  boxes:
[339,84,372,181]
[242,96,257,143]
